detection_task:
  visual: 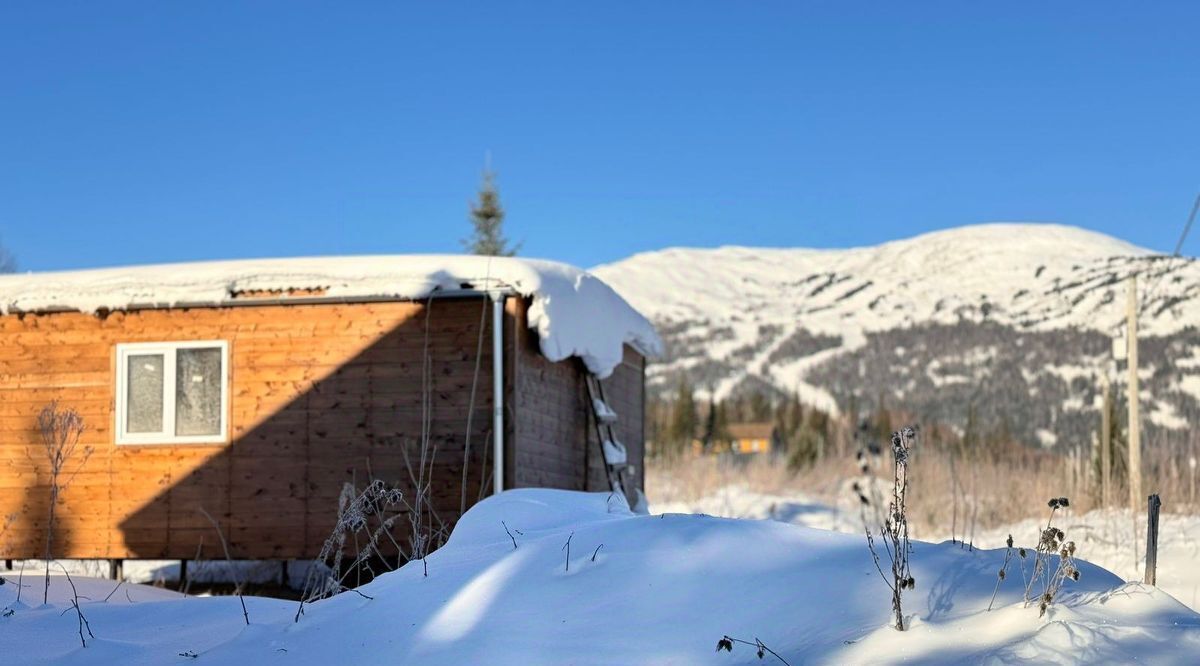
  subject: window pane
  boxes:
[175,347,223,437]
[126,354,164,433]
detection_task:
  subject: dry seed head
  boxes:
[1006,534,1014,549]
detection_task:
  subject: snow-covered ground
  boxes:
[4,489,1200,664]
[656,485,1200,614]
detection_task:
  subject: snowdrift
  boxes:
[4,489,1199,664]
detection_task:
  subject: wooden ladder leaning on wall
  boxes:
[584,373,637,509]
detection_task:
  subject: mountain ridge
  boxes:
[592,223,1199,449]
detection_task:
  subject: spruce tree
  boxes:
[463,169,518,256]
[668,377,697,455]
[702,394,717,451]
[713,401,730,443]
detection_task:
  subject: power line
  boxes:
[1172,192,1199,257]
[1136,189,1198,320]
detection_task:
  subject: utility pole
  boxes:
[1100,373,1111,508]
[1127,275,1141,516]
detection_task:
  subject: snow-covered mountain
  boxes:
[593,223,1200,448]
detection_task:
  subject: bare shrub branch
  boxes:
[57,564,94,647]
[37,402,92,605]
[198,507,249,625]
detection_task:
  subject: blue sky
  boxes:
[2,2,1198,272]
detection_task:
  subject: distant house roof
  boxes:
[726,422,776,440]
[0,255,662,378]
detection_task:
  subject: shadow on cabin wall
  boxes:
[17,481,63,564]
[117,297,498,561]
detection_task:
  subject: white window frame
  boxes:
[115,340,229,445]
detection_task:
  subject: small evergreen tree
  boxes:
[713,401,731,444]
[463,168,518,256]
[702,393,717,451]
[667,377,697,456]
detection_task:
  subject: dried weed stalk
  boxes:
[716,635,790,665]
[37,402,92,605]
[987,534,1015,612]
[864,427,916,631]
[295,479,404,622]
[1022,497,1081,617]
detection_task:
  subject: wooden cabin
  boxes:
[727,422,781,455]
[692,421,781,456]
[0,256,660,561]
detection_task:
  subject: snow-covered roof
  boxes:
[0,255,662,378]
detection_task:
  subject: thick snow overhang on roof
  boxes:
[0,255,663,378]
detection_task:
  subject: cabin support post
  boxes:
[1145,494,1161,586]
[109,559,123,580]
[179,559,188,586]
[492,293,506,495]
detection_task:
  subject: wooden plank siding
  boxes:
[0,298,496,559]
[507,298,647,494]
[0,293,646,561]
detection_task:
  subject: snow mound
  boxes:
[0,255,662,377]
[4,489,1200,664]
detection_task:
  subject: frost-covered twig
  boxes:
[294,479,403,622]
[1023,497,1064,605]
[1022,497,1081,617]
[874,427,917,630]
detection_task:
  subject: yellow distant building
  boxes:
[692,422,780,456]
